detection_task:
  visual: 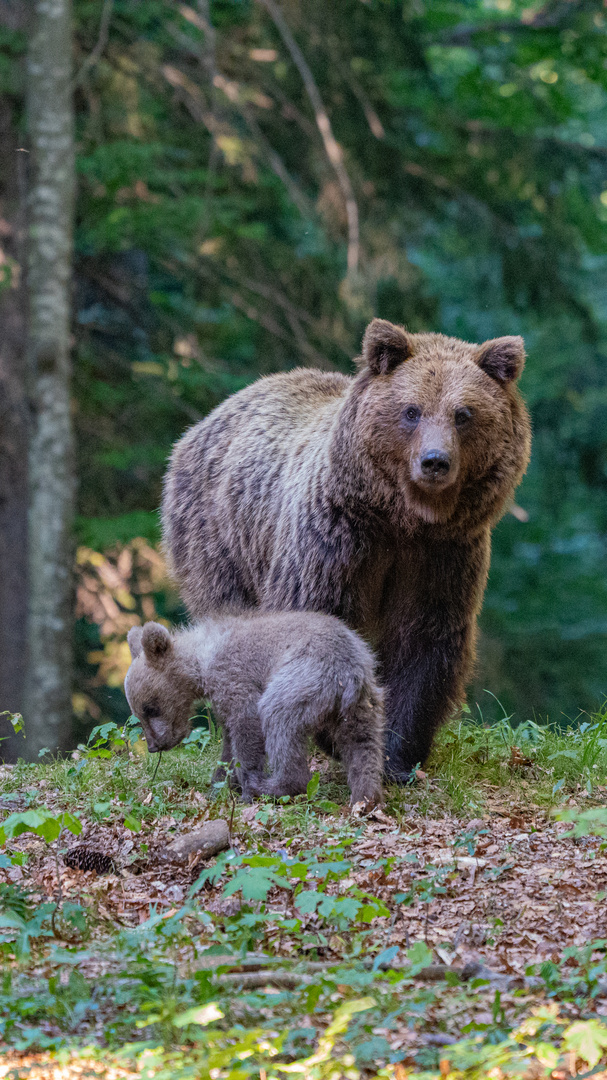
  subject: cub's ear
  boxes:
[141,622,172,665]
[127,626,143,659]
[476,336,525,385]
[359,318,412,375]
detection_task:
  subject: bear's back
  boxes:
[162,368,352,613]
[201,609,378,718]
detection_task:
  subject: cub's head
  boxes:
[125,623,196,752]
[355,318,530,525]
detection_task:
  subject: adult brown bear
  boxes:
[162,319,531,783]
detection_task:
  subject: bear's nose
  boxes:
[143,726,160,752]
[420,450,451,476]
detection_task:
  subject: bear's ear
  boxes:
[141,622,173,666]
[359,318,412,375]
[476,336,525,385]
[127,626,143,659]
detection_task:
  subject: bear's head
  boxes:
[125,623,197,752]
[354,318,530,526]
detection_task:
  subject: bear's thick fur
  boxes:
[125,614,384,805]
[162,319,531,781]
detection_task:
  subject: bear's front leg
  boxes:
[380,627,469,784]
[379,534,488,783]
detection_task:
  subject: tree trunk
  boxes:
[24,0,76,757]
[0,2,29,761]
[0,112,28,761]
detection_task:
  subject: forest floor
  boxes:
[2,710,607,1079]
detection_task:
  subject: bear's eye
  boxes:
[402,405,421,426]
[455,407,472,428]
[142,702,158,721]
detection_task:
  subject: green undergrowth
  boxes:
[1,709,607,1076]
[421,701,607,815]
[3,702,607,826]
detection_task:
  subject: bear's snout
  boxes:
[408,416,460,494]
[413,442,459,492]
[420,449,451,478]
[142,715,181,752]
[142,720,161,752]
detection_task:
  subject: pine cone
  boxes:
[63,846,116,874]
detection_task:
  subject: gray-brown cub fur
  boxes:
[125,613,384,805]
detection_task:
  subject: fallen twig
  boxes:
[183,952,547,991]
[209,960,494,989]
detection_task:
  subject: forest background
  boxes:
[1,0,607,759]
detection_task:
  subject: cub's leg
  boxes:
[256,695,311,797]
[211,728,239,789]
[328,687,385,808]
[228,709,268,802]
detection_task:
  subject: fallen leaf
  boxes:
[367,806,396,826]
[509,813,526,829]
[435,946,453,966]
[509,747,533,768]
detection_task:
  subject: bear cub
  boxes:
[125,611,385,806]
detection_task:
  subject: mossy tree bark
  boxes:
[25,0,76,757]
[0,27,28,760]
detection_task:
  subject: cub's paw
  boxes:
[257,776,310,799]
[240,773,267,802]
[350,788,384,816]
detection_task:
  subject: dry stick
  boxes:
[162,44,312,245]
[73,0,114,89]
[194,258,334,368]
[256,0,360,274]
[182,5,310,234]
[228,787,237,839]
[51,836,64,939]
[187,954,494,981]
[341,67,385,140]
[192,958,545,992]
[169,57,312,225]
[151,750,163,784]
[211,968,521,992]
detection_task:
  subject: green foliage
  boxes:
[0,712,25,740]
[191,843,390,943]
[557,802,607,839]
[421,703,607,813]
[0,809,82,846]
[306,771,320,801]
[82,715,144,757]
